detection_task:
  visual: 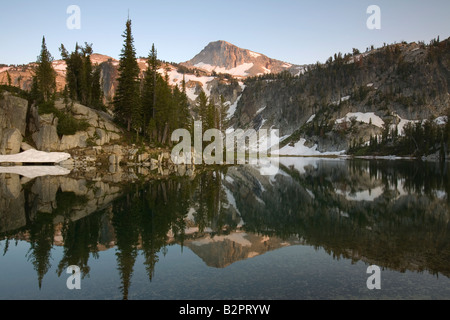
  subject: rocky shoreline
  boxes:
[57,144,197,178]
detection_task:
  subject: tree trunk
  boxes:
[161,122,169,145]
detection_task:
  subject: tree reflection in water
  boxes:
[0,160,449,299]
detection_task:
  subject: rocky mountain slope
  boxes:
[181,40,306,77]
[230,38,450,154]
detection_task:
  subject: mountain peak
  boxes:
[210,40,235,46]
[182,40,302,78]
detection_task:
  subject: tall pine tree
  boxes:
[206,97,216,131]
[195,90,208,126]
[141,44,159,139]
[34,36,56,102]
[60,43,82,101]
[218,95,230,131]
[178,77,192,132]
[80,43,93,106]
[154,70,173,144]
[114,19,142,132]
[91,65,104,110]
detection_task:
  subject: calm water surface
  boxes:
[0,158,449,300]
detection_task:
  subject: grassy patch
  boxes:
[0,85,31,101]
[38,100,90,137]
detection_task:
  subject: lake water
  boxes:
[0,158,449,300]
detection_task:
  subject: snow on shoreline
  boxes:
[0,149,71,164]
[0,166,71,179]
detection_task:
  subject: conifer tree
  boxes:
[80,43,93,106]
[172,85,183,130]
[206,97,216,130]
[114,19,142,132]
[6,71,11,86]
[178,78,192,132]
[34,36,56,102]
[195,90,208,125]
[154,70,173,144]
[91,65,104,110]
[60,43,81,101]
[60,43,104,110]
[218,95,229,131]
[142,44,160,137]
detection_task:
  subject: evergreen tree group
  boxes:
[60,43,104,110]
[194,91,229,134]
[30,18,234,148]
[114,19,193,145]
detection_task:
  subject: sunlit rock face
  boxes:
[0,93,28,155]
[181,40,304,78]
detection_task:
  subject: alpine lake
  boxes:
[0,157,449,300]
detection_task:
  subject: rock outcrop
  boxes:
[30,99,122,152]
[0,92,124,155]
[0,92,28,155]
[0,128,23,155]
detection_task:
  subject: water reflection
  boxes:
[0,159,449,299]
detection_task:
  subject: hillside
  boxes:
[230,38,450,155]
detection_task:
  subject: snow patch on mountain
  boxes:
[256,106,266,114]
[227,94,242,119]
[306,114,316,124]
[160,67,215,100]
[336,112,384,128]
[249,51,261,58]
[434,116,448,126]
[0,66,12,73]
[185,87,199,102]
[52,60,67,72]
[391,113,421,135]
[279,139,345,156]
[159,67,215,88]
[194,62,254,77]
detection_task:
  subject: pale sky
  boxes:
[0,0,449,66]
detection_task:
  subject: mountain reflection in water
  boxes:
[0,158,449,299]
